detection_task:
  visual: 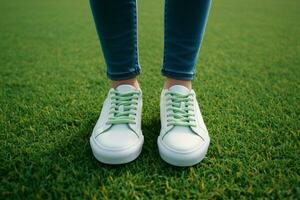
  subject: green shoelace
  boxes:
[106,90,139,125]
[165,92,196,127]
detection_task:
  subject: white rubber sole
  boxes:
[90,135,144,165]
[157,136,210,167]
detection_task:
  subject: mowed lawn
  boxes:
[1,0,299,199]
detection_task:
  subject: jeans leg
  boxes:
[90,0,140,80]
[162,0,211,80]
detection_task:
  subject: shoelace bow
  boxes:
[166,92,196,127]
[106,90,139,125]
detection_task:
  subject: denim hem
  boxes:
[107,67,140,81]
[161,69,194,80]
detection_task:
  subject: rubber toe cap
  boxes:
[162,127,204,153]
[95,124,139,150]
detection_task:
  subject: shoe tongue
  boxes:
[116,84,136,93]
[169,85,190,95]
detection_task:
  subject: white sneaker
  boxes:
[158,85,210,167]
[90,84,144,164]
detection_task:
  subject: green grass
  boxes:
[1,0,299,199]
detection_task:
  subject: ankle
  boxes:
[164,78,192,90]
[111,78,140,89]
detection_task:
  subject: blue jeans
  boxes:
[90,0,211,80]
